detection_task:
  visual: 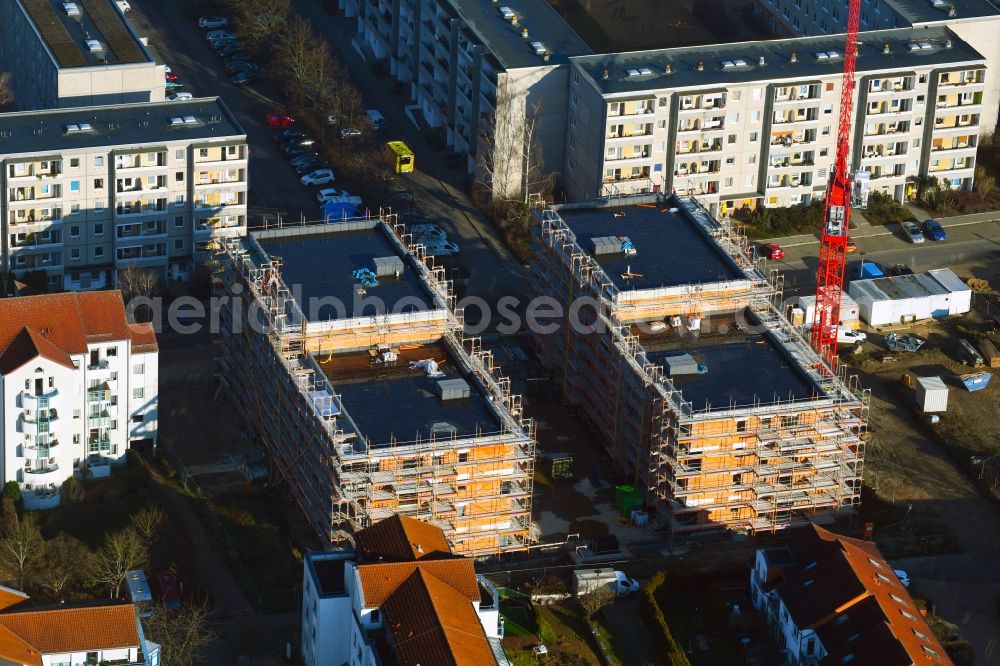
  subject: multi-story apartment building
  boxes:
[0,584,158,665]
[339,0,590,194]
[752,525,951,666]
[0,97,247,290]
[215,217,535,556]
[530,197,868,536]
[301,515,505,666]
[0,290,158,509]
[0,0,166,110]
[563,26,986,209]
[755,0,1000,137]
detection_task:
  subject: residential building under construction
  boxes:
[529,196,869,536]
[213,216,535,557]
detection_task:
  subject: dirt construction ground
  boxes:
[840,257,1000,663]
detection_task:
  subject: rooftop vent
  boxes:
[790,51,798,63]
[63,2,81,16]
[521,27,528,38]
[759,56,766,66]
[722,60,735,69]
[696,61,704,71]
[929,0,948,7]
[663,353,703,376]
[436,378,471,401]
[602,68,609,80]
[883,42,891,54]
[430,421,458,436]
[85,39,104,53]
[530,41,546,56]
[664,63,672,74]
[372,255,404,277]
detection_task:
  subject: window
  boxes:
[746,175,754,187]
[727,134,736,144]
[922,647,939,657]
[86,652,99,665]
[70,225,80,238]
[458,451,469,463]
[658,97,667,107]
[94,199,105,211]
[71,203,81,213]
[570,93,578,108]
[70,158,80,167]
[913,138,921,148]
[134,363,145,374]
[175,171,184,182]
[726,157,735,165]
[95,247,104,258]
[70,180,80,193]
[750,132,758,142]
[106,346,117,357]
[199,148,208,158]
[724,177,734,187]
[370,609,381,623]
[175,194,185,205]
[913,629,929,640]
[752,88,761,101]
[93,156,104,167]
[174,239,184,251]
[133,388,145,400]
[94,178,104,189]
[174,216,184,228]
[71,248,80,260]
[94,223,104,235]
[822,126,831,136]
[748,154,756,164]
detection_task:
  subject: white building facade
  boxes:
[563,26,987,210]
[0,98,248,290]
[0,291,157,510]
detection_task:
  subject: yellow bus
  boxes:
[386,140,414,173]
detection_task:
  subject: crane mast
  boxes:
[810,0,862,370]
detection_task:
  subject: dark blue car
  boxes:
[922,219,946,241]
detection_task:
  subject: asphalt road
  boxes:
[770,220,1000,296]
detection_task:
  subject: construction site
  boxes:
[213,216,536,557]
[528,196,870,536]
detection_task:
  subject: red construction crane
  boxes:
[810,0,862,370]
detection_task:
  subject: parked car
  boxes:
[423,240,460,256]
[286,149,319,163]
[366,109,386,132]
[759,243,784,260]
[198,16,229,28]
[391,189,414,203]
[922,218,947,241]
[845,240,858,253]
[894,569,910,588]
[294,161,328,175]
[411,224,448,242]
[888,263,914,276]
[282,144,317,158]
[206,30,237,42]
[837,327,867,345]
[165,72,179,82]
[231,71,261,85]
[301,169,335,186]
[215,43,244,56]
[320,195,363,208]
[340,127,362,139]
[115,0,131,12]
[317,188,353,203]
[166,92,193,101]
[267,113,295,127]
[901,220,924,244]
[274,129,306,142]
[225,61,258,75]
[281,136,315,149]
[165,81,185,91]
[290,154,323,168]
[157,572,182,616]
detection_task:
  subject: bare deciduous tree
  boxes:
[144,601,217,666]
[37,533,94,597]
[0,73,13,109]
[130,505,166,544]
[0,517,42,590]
[117,264,159,303]
[92,528,148,598]
[579,585,615,618]
[230,0,290,47]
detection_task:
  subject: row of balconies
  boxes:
[7,162,62,179]
[676,140,722,155]
[602,167,651,183]
[10,252,62,270]
[115,200,167,217]
[771,131,817,147]
[9,231,62,248]
[606,146,652,162]
[929,158,974,174]
[773,109,819,125]
[114,152,167,170]
[607,123,653,140]
[675,161,721,176]
[939,70,985,88]
[774,84,820,103]
[608,101,655,117]
[767,174,813,188]
[8,186,62,202]
[116,243,167,261]
[678,94,726,112]
[117,221,167,239]
[10,208,63,227]
[934,114,979,130]
[868,77,913,95]
[864,121,910,137]
[931,136,975,152]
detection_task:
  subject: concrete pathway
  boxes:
[762,209,1000,247]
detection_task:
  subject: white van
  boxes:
[366,109,386,132]
[837,326,867,345]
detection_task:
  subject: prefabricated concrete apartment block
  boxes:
[214,217,536,556]
[530,197,869,536]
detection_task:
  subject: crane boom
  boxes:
[810,0,862,370]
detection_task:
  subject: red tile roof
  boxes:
[357,559,480,608]
[0,291,158,364]
[0,587,29,613]
[777,525,953,666]
[0,624,41,666]
[0,327,75,374]
[355,514,453,562]
[382,568,496,666]
[0,602,140,656]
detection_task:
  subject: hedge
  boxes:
[640,572,692,666]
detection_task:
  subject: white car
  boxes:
[301,169,335,186]
[837,326,867,345]
[198,16,229,29]
[115,0,130,12]
[167,92,193,101]
[411,224,447,242]
[423,240,460,256]
[316,188,352,203]
[206,30,237,42]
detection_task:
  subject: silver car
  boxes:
[901,220,924,244]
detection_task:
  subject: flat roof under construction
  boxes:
[648,335,818,410]
[555,203,744,291]
[258,226,432,321]
[325,351,503,446]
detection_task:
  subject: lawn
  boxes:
[500,599,536,637]
[502,601,603,666]
[655,573,744,666]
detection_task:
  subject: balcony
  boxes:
[115,202,167,218]
[606,126,654,140]
[773,110,819,125]
[931,139,975,153]
[609,104,655,119]
[771,131,816,147]
[868,79,912,96]
[88,385,112,402]
[24,465,63,486]
[7,163,62,180]
[194,148,247,165]
[9,210,63,228]
[7,186,62,203]
[939,72,985,88]
[21,486,60,510]
[11,253,62,271]
[117,222,167,242]
[10,232,62,249]
[934,116,979,131]
[21,390,58,407]
[194,194,245,210]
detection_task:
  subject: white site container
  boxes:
[915,376,948,413]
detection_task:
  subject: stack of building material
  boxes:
[372,256,405,277]
[662,353,700,375]
[979,337,1000,368]
[591,236,622,255]
[436,378,471,400]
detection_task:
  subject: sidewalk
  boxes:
[764,208,1000,246]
